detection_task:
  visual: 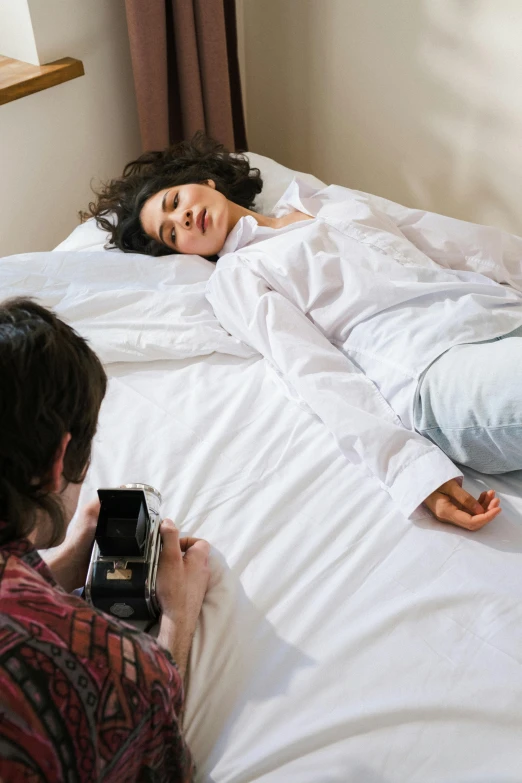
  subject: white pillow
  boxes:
[54,218,109,252]
[53,151,325,252]
[247,151,325,216]
[0,250,256,364]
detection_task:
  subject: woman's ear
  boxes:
[49,433,72,493]
[205,179,216,190]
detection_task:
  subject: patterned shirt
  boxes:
[0,537,194,782]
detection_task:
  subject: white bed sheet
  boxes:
[79,353,522,783]
[3,151,522,781]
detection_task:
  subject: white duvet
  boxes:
[2,154,522,782]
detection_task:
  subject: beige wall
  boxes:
[0,0,141,256]
[0,0,39,64]
[239,0,522,234]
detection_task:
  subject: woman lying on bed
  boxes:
[84,133,522,532]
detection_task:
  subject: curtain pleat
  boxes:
[124,0,169,151]
[170,0,206,140]
[193,0,235,148]
[223,0,248,151]
[125,0,247,152]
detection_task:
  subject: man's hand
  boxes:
[423,479,501,531]
[41,500,100,592]
[156,519,210,679]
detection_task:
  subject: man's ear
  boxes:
[49,433,72,493]
[205,179,216,189]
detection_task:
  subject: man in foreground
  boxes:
[0,298,209,782]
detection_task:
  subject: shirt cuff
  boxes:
[389,448,463,519]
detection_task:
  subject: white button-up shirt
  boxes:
[206,179,522,517]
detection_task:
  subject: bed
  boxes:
[2,153,522,782]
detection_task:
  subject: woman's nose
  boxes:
[183,210,192,228]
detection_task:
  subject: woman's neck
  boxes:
[227,201,310,235]
[227,201,279,233]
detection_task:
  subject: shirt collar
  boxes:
[218,214,259,257]
[271,176,319,218]
[0,535,58,587]
[218,177,319,257]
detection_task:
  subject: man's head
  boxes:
[0,298,107,548]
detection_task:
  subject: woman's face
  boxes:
[140,180,231,256]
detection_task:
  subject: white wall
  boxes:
[0,0,141,256]
[0,0,39,65]
[239,0,522,234]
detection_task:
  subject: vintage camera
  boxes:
[85,484,162,622]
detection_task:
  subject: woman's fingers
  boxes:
[425,491,501,531]
[424,481,501,531]
[478,489,500,514]
[440,481,484,515]
[478,491,487,506]
[445,505,501,531]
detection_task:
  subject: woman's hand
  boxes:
[41,500,100,592]
[423,479,501,531]
[156,519,211,678]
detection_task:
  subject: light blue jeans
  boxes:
[413,325,522,473]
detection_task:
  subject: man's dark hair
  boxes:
[0,298,107,546]
[81,130,263,258]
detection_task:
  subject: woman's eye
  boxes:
[169,193,178,245]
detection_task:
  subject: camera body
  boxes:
[85,484,162,622]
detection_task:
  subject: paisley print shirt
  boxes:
[0,537,194,782]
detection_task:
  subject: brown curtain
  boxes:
[125,0,247,152]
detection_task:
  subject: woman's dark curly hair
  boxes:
[82,131,263,258]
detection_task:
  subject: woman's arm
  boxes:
[206,265,497,529]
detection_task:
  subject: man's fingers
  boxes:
[183,539,210,567]
[159,519,182,561]
[179,536,205,552]
[82,499,101,523]
[159,526,209,566]
[84,499,101,514]
[160,518,178,534]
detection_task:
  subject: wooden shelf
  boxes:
[0,55,84,105]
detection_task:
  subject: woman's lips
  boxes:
[197,209,207,233]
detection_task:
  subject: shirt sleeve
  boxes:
[118,627,195,782]
[355,191,522,292]
[207,265,461,519]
